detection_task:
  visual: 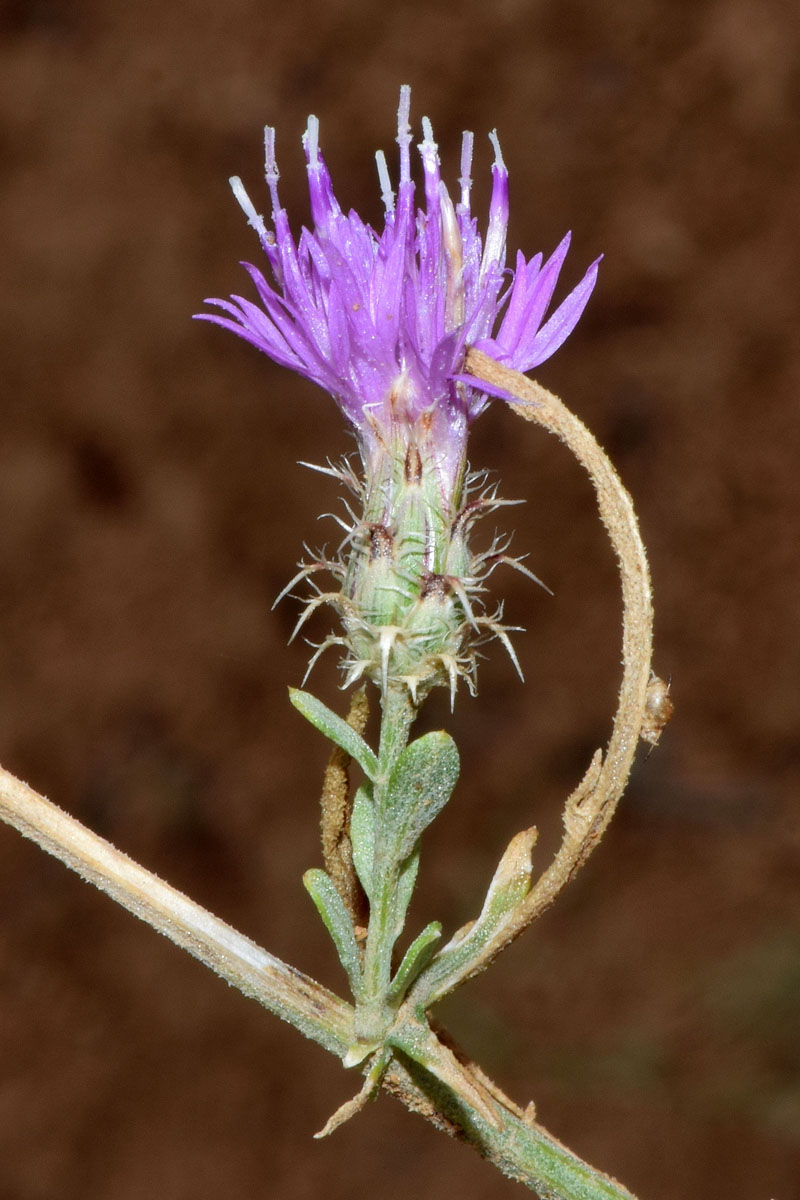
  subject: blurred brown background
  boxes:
[1,1,799,1197]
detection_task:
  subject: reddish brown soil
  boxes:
[1,2,799,1198]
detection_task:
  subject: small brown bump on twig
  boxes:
[640,672,674,746]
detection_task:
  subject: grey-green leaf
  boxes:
[350,783,375,900]
[383,730,460,862]
[410,827,537,1008]
[392,847,419,939]
[303,868,363,999]
[387,921,442,1005]
[289,688,378,780]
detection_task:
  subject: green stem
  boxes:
[390,1048,638,1200]
[376,684,416,773]
[388,1015,637,1199]
[360,684,416,1019]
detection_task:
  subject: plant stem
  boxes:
[360,683,416,1016]
[0,762,637,1199]
[386,1015,638,1200]
[0,764,352,1057]
[452,349,656,976]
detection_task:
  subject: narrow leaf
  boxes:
[412,827,538,1007]
[387,921,442,1005]
[350,783,375,900]
[303,868,363,999]
[392,847,420,939]
[290,689,378,780]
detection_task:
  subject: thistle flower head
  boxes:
[198,89,599,702]
[198,86,598,499]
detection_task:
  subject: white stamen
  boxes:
[264,126,279,183]
[303,115,320,168]
[263,126,281,213]
[420,115,437,154]
[375,150,395,214]
[397,84,412,184]
[459,131,474,208]
[229,176,269,241]
[488,129,506,173]
[418,117,439,183]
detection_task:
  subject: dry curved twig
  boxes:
[450,349,659,982]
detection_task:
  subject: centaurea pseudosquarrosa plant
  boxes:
[0,87,668,1200]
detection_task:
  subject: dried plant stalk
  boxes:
[320,683,370,927]
[458,349,657,978]
[0,766,353,1055]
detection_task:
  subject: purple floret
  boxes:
[198,86,598,472]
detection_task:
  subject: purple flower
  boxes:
[198,88,597,484]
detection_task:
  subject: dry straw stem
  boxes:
[461,349,655,977]
[0,766,353,1056]
[320,683,370,928]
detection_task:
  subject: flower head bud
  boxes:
[198,88,599,701]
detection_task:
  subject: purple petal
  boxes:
[200,90,599,441]
[519,257,600,369]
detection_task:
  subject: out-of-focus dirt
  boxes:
[1,2,798,1197]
